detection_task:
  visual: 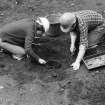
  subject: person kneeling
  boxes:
[0,17,50,64]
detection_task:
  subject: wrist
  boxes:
[75,59,81,64]
[38,58,41,61]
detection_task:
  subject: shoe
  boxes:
[12,54,24,61]
[0,47,4,53]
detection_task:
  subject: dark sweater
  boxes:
[1,18,40,61]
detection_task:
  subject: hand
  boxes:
[71,61,80,71]
[38,58,47,64]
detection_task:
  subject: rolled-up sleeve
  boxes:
[79,19,88,48]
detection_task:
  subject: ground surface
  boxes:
[0,0,105,105]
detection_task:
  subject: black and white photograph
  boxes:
[0,0,105,105]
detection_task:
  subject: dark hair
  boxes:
[36,22,45,32]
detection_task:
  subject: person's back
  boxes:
[0,18,33,48]
[1,18,33,36]
[74,10,105,30]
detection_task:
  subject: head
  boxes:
[59,12,76,33]
[36,17,50,37]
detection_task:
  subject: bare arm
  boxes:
[70,32,77,53]
[71,18,88,70]
[75,44,86,63]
